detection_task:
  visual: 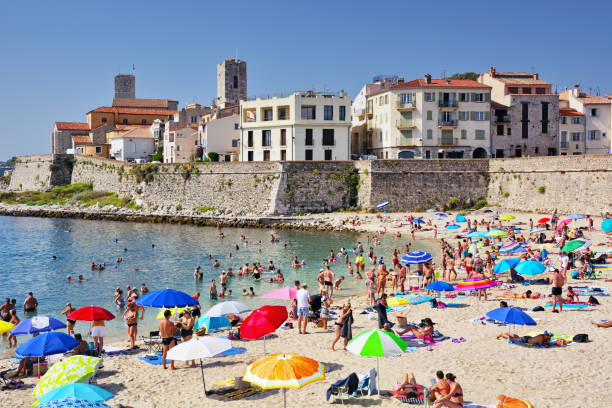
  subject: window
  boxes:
[305,129,313,145]
[263,108,273,121]
[427,129,433,139]
[535,147,539,154]
[459,112,468,121]
[190,116,197,123]
[426,111,432,120]
[122,119,128,125]
[95,146,102,153]
[233,75,238,89]
[247,151,253,161]
[263,150,270,161]
[424,93,434,102]
[234,123,239,130]
[521,102,529,139]
[231,139,239,148]
[508,87,519,94]
[425,150,431,159]
[541,102,549,133]
[475,130,485,140]
[474,112,485,121]
[324,150,332,160]
[384,95,389,104]
[177,145,182,151]
[507,127,512,135]
[280,129,287,146]
[339,106,346,121]
[571,117,581,124]
[141,119,147,125]
[278,107,287,120]
[522,88,532,94]
[473,93,485,102]
[461,129,467,139]
[497,125,504,135]
[589,130,601,140]
[459,93,468,102]
[495,149,504,158]
[322,129,334,146]
[195,139,198,145]
[247,131,253,147]
[301,105,316,120]
[400,93,413,104]
[304,149,313,160]
[561,117,567,124]
[262,130,271,146]
[224,155,230,162]
[324,105,333,120]
[281,150,286,161]
[536,88,545,95]
[591,108,600,117]
[101,117,107,123]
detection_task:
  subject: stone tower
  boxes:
[114,74,136,99]
[217,58,246,108]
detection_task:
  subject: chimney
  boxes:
[340,89,345,97]
[533,73,539,80]
[397,78,404,84]
[572,84,580,98]
[425,74,432,84]
[490,66,496,77]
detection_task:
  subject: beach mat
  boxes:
[218,347,248,357]
[543,303,589,309]
[208,377,263,401]
[138,353,163,365]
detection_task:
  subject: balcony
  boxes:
[438,100,458,110]
[438,120,457,128]
[439,137,459,146]
[367,122,374,133]
[396,119,416,130]
[560,141,569,149]
[493,115,510,123]
[397,101,416,111]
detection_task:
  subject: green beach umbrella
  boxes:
[561,239,590,253]
[346,329,407,394]
[486,229,507,237]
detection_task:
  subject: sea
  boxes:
[0,215,436,353]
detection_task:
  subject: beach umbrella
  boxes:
[434,212,447,217]
[10,316,67,335]
[486,229,507,237]
[556,219,572,230]
[260,287,298,300]
[493,258,521,274]
[445,224,460,230]
[67,307,115,322]
[244,353,325,408]
[425,281,454,292]
[376,201,389,209]
[426,209,436,213]
[205,301,251,317]
[485,307,536,333]
[500,214,515,221]
[194,315,230,331]
[155,307,191,320]
[455,215,467,223]
[567,214,584,219]
[39,398,110,408]
[0,321,15,334]
[241,305,287,353]
[412,218,425,224]
[136,288,199,308]
[38,383,113,405]
[537,217,550,224]
[386,297,410,307]
[467,231,487,238]
[499,242,520,254]
[529,228,546,234]
[602,219,612,232]
[455,278,497,291]
[561,239,591,253]
[514,260,546,276]
[401,251,433,264]
[347,329,407,393]
[16,332,79,358]
[167,337,232,395]
[34,356,103,399]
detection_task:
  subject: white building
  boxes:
[163,127,199,163]
[109,127,155,161]
[199,106,240,161]
[559,86,611,155]
[239,91,351,161]
[559,108,585,155]
[366,75,492,159]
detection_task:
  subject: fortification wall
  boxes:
[8,154,54,191]
[487,155,612,215]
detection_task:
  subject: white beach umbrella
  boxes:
[167,337,232,395]
[204,301,251,317]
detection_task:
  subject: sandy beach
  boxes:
[1,209,611,408]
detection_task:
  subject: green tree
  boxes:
[449,72,480,81]
[151,147,163,162]
[207,152,219,162]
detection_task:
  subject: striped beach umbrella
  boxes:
[376,201,389,209]
[34,356,102,399]
[401,251,433,264]
[455,278,497,291]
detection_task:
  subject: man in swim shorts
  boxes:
[158,309,176,369]
[551,269,565,313]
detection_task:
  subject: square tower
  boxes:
[217,58,246,108]
[114,74,135,99]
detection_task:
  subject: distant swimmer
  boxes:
[67,276,71,283]
[52,255,57,260]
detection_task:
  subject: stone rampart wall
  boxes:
[8,154,54,191]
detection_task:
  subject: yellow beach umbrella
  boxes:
[0,321,15,334]
[500,214,515,221]
[386,297,409,307]
[156,307,191,319]
[244,353,325,408]
[33,355,102,399]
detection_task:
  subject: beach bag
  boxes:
[532,306,544,312]
[571,271,579,279]
[572,333,589,343]
[588,296,600,305]
[429,298,439,308]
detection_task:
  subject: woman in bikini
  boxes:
[122,301,139,349]
[61,303,76,335]
[177,310,195,366]
[429,370,450,402]
[397,318,435,340]
[330,304,352,351]
[433,373,463,408]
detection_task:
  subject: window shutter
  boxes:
[470,112,476,120]
[485,93,491,102]
[470,93,476,102]
[438,92,443,101]
[484,112,490,121]
[461,129,467,139]
[412,92,417,102]
[453,92,457,100]
[452,111,457,120]
[432,93,435,101]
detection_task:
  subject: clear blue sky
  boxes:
[1,0,611,159]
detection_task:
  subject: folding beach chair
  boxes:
[141,330,162,354]
[356,368,378,396]
[326,372,359,404]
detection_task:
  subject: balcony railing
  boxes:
[396,101,416,110]
[438,100,458,108]
[493,115,510,123]
[439,137,459,146]
[438,120,457,127]
[560,141,569,148]
[396,120,415,129]
[245,117,256,123]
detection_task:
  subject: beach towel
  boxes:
[392,383,425,404]
[218,347,248,357]
[138,353,163,365]
[326,372,359,402]
[543,303,589,309]
[409,296,435,305]
[209,377,263,401]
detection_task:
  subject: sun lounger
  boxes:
[326,372,359,404]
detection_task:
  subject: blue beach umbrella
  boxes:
[38,383,113,405]
[10,316,66,336]
[39,398,110,408]
[401,251,433,264]
[425,281,454,292]
[493,258,521,274]
[601,219,612,232]
[567,214,584,219]
[435,213,447,217]
[445,224,460,230]
[412,218,425,224]
[467,231,487,238]
[455,215,467,223]
[499,242,521,255]
[194,315,230,331]
[16,332,79,357]
[136,288,199,308]
[485,307,536,326]
[376,201,389,209]
[514,260,546,276]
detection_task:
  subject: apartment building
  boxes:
[479,67,559,157]
[162,127,199,163]
[559,85,611,155]
[559,108,585,155]
[199,105,240,162]
[239,91,351,161]
[366,75,492,159]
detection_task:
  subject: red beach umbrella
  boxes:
[67,306,115,321]
[537,217,550,224]
[241,305,287,354]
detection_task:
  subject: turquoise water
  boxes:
[0,215,435,352]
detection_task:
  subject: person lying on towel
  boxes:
[496,332,551,347]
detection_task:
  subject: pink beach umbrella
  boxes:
[556,219,573,231]
[260,287,298,300]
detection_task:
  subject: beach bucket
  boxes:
[396,316,407,327]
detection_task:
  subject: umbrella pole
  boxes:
[200,359,207,396]
[377,357,380,397]
[263,335,266,355]
[283,388,286,408]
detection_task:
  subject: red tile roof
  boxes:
[88,107,178,115]
[72,135,92,144]
[392,78,490,89]
[112,98,178,109]
[55,122,90,131]
[114,124,151,130]
[559,108,583,117]
[559,90,611,105]
[114,127,154,139]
